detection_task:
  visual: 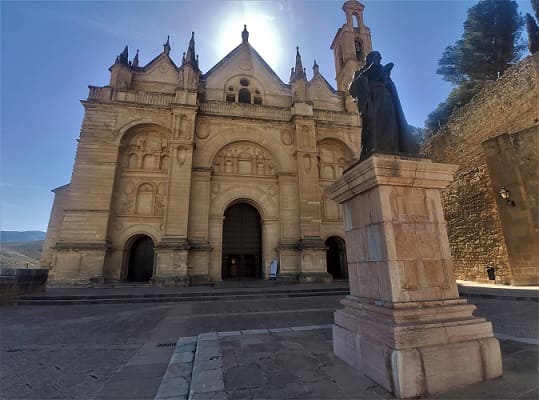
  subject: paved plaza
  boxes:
[1,284,538,399]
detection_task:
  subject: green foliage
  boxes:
[425,81,487,135]
[405,125,425,150]
[437,0,524,84]
[532,0,539,20]
[527,0,539,53]
[425,0,525,134]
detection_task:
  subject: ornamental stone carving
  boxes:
[177,145,187,168]
[212,142,277,177]
[121,130,170,172]
[115,180,166,217]
[317,140,353,180]
[281,129,294,146]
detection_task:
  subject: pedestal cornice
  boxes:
[326,154,458,204]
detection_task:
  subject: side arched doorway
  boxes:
[126,235,155,282]
[326,236,348,280]
[222,202,262,279]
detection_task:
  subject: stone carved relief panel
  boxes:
[212,142,277,177]
[113,126,170,222]
[298,125,315,149]
[121,130,170,172]
[114,180,167,217]
[281,129,294,146]
[172,114,192,140]
[317,140,353,180]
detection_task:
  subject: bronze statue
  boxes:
[349,51,416,160]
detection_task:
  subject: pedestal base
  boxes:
[333,296,502,398]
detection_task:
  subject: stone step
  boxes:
[16,289,349,306]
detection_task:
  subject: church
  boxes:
[42,0,372,286]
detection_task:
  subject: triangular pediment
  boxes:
[134,53,179,84]
[309,73,337,98]
[309,73,342,110]
[203,43,289,96]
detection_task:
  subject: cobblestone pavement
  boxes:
[1,293,537,399]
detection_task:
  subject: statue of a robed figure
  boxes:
[349,51,417,160]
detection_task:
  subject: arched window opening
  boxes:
[238,88,251,104]
[353,13,360,28]
[355,40,363,61]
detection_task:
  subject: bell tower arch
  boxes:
[331,0,372,91]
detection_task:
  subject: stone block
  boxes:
[332,324,358,369]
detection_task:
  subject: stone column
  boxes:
[187,168,212,283]
[153,110,196,287]
[294,118,331,282]
[326,155,502,398]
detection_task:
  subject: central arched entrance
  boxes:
[222,202,262,279]
[127,235,155,282]
[326,236,348,280]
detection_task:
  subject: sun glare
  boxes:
[216,4,282,72]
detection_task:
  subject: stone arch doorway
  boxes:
[222,202,262,279]
[126,235,155,282]
[326,236,348,280]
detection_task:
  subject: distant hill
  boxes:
[0,240,43,268]
[1,231,46,243]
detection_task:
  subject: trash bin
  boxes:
[486,266,496,281]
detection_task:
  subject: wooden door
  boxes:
[222,203,262,279]
[127,236,154,281]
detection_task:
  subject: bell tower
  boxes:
[331,0,372,91]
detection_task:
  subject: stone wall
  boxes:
[422,54,539,284]
[0,268,48,304]
[483,127,539,285]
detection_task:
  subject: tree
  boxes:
[437,0,524,83]
[424,81,487,134]
[526,0,539,53]
[426,0,525,134]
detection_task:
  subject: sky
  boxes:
[0,0,534,232]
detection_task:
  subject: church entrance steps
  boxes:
[14,281,536,305]
[15,284,350,306]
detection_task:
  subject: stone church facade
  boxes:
[42,1,372,286]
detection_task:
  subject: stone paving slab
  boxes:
[156,325,539,400]
[155,336,197,400]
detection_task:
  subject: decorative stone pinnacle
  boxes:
[242,24,249,43]
[163,35,171,55]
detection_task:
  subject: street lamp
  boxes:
[499,187,515,206]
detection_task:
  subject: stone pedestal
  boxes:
[326,155,502,398]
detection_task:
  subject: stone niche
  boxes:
[326,154,502,399]
[113,126,170,218]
